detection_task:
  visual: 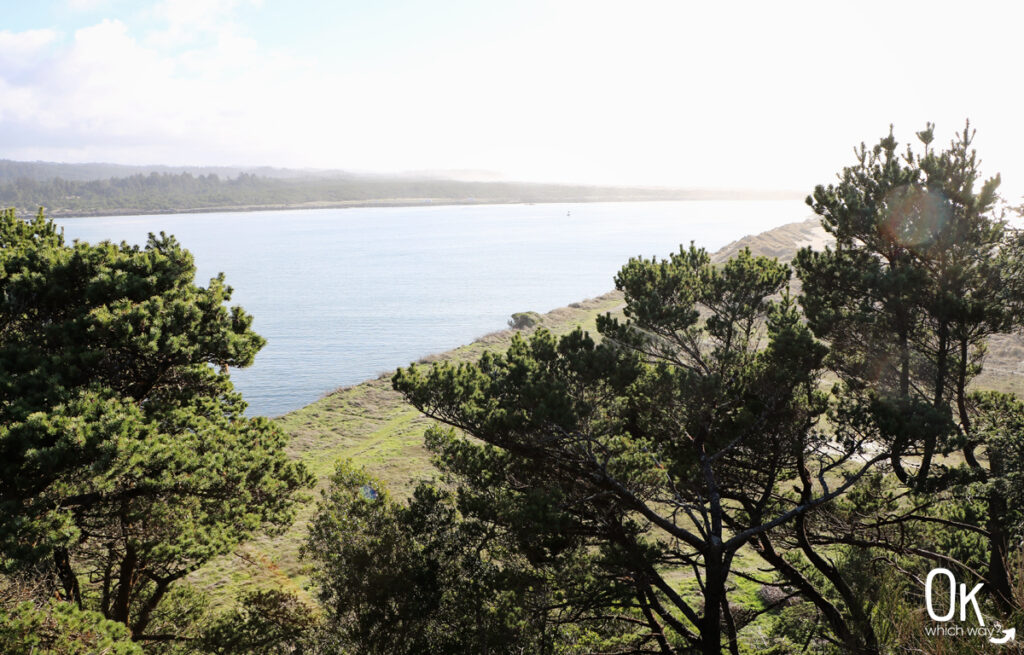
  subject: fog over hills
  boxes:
[0,158,802,218]
[0,159,360,183]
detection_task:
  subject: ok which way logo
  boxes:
[925,568,1015,645]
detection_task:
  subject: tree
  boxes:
[0,209,313,645]
[303,461,628,655]
[779,122,1024,650]
[795,121,1020,482]
[393,247,885,655]
[201,589,321,655]
[0,599,143,655]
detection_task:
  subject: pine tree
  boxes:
[0,208,313,644]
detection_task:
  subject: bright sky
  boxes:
[2,0,1023,199]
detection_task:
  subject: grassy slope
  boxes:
[195,292,626,600]
[195,217,1024,605]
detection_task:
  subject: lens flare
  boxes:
[879,185,953,249]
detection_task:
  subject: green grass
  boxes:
[189,291,626,603]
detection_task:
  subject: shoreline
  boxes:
[40,191,805,219]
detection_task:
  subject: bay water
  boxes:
[57,200,810,416]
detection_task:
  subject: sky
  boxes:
[2,0,1024,199]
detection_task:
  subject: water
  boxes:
[56,200,811,416]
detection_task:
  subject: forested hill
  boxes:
[0,159,326,182]
[0,159,801,217]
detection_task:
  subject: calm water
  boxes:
[57,200,811,416]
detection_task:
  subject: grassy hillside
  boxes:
[193,217,1024,604]
[194,292,627,601]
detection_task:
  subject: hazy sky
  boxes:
[2,0,1023,198]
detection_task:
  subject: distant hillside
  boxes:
[0,158,803,218]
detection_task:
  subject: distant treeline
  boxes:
[0,159,326,183]
[0,161,800,217]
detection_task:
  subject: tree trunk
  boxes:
[111,544,138,626]
[701,545,724,655]
[53,547,82,608]
[987,449,1014,612]
[919,321,949,487]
